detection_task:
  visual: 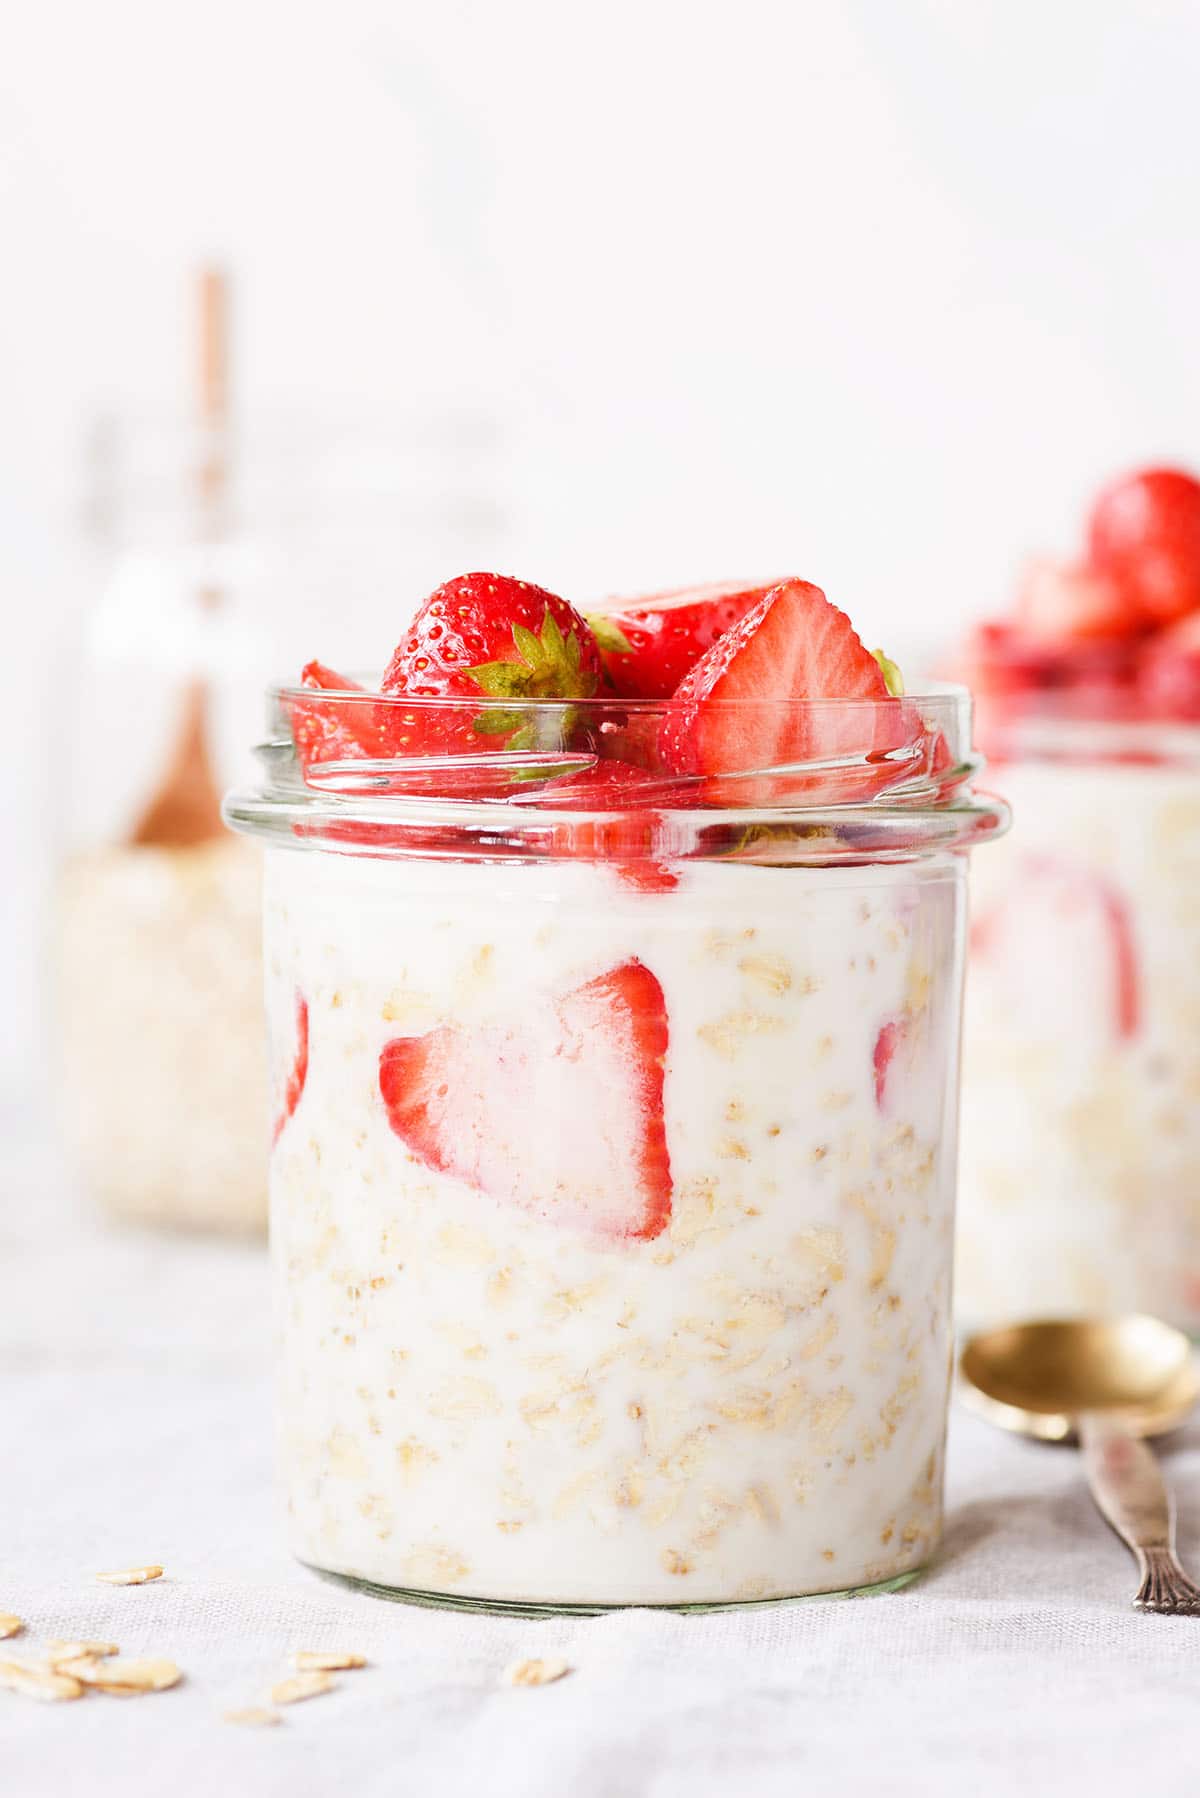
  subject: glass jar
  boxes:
[226,684,1006,1611]
[55,404,506,1233]
[956,713,1200,1332]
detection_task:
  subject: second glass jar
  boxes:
[956,714,1200,1332]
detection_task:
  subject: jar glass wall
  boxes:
[956,715,1200,1332]
[228,685,1006,1610]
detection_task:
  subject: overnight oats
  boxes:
[954,466,1200,1331]
[227,572,1007,1610]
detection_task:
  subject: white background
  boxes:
[3,0,1199,1110]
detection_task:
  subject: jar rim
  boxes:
[224,678,1011,865]
[980,709,1200,766]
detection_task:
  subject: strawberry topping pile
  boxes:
[954,465,1200,735]
[290,568,915,809]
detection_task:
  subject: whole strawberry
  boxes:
[1088,466,1200,627]
[383,572,603,754]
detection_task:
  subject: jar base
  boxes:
[300,1559,924,1617]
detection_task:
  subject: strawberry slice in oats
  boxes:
[379,959,672,1241]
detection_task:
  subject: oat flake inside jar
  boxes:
[226,678,1006,1611]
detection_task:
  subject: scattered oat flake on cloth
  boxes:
[0,1659,85,1702]
[59,1656,182,1693]
[95,1565,163,1585]
[0,1615,22,1640]
[225,1706,282,1728]
[503,1657,571,1688]
[292,1650,367,1671]
[270,1671,336,1705]
[47,1640,118,1664]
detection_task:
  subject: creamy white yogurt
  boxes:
[957,756,1200,1332]
[265,845,965,1606]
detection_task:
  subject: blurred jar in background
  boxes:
[56,276,505,1233]
[952,476,1200,1332]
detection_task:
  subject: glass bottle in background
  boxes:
[55,269,506,1234]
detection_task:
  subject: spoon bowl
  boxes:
[960,1314,1200,1442]
[960,1313,1200,1614]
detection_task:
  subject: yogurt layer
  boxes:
[958,757,1200,1331]
[266,846,965,1607]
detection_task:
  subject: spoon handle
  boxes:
[1078,1413,1200,1614]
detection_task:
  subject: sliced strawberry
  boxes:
[588,581,778,699]
[1015,557,1141,643]
[290,662,397,777]
[658,579,901,798]
[1088,466,1200,627]
[381,572,602,757]
[1137,612,1200,720]
[872,1016,909,1114]
[272,990,309,1145]
[378,958,671,1240]
[928,730,956,779]
[972,855,1140,1042]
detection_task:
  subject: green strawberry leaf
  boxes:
[464,607,599,753]
[472,708,526,736]
[510,623,544,669]
[872,648,905,696]
[539,609,566,662]
[467,660,531,698]
[587,614,634,656]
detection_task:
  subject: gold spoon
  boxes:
[960,1315,1200,1614]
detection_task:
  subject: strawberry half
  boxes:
[588,581,778,699]
[658,578,900,798]
[272,990,309,1145]
[290,662,397,777]
[382,572,603,756]
[378,958,671,1240]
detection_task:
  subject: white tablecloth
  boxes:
[5,1141,1200,1798]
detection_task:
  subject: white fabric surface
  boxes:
[5,1141,1200,1798]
